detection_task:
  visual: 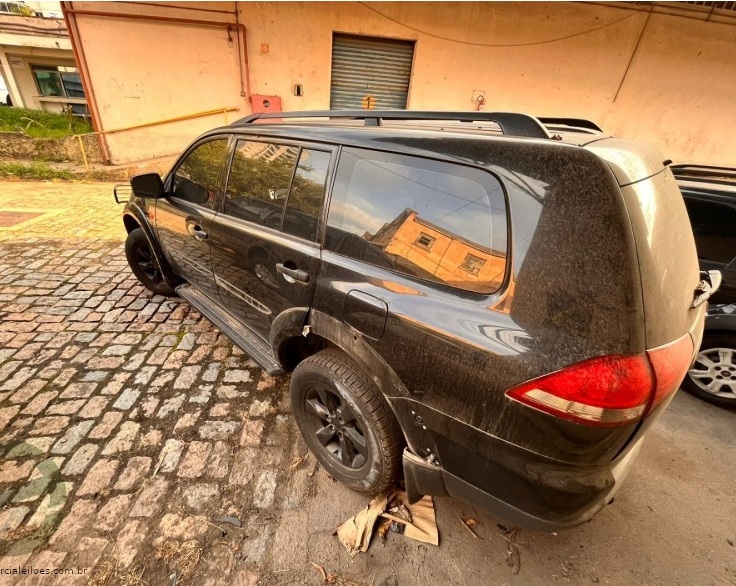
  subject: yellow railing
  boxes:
[73,107,239,170]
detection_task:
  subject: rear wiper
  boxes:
[692,270,722,308]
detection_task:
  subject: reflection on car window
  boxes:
[283,149,331,241]
[683,198,736,265]
[326,148,507,294]
[225,141,299,228]
[172,139,228,209]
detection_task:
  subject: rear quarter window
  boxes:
[325,148,507,294]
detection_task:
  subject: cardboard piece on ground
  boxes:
[336,492,389,557]
[381,492,438,546]
[335,489,438,556]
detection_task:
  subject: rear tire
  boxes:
[125,228,176,296]
[290,349,403,493]
[683,332,736,409]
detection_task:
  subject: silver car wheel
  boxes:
[687,347,736,400]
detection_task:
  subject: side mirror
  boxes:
[130,173,164,198]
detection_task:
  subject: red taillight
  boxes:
[506,335,693,427]
[644,335,694,415]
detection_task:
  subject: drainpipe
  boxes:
[61,1,111,164]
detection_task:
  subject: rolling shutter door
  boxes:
[330,34,415,110]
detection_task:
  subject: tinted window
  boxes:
[283,149,331,241]
[326,148,507,294]
[225,141,299,228]
[172,139,228,208]
[684,197,736,265]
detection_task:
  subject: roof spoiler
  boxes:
[235,110,553,140]
[537,117,603,133]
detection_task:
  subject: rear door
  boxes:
[209,138,334,339]
[156,137,229,298]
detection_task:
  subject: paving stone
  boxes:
[0,405,20,431]
[101,421,140,455]
[189,385,213,404]
[0,506,30,537]
[209,402,231,417]
[139,396,159,418]
[177,441,212,479]
[0,460,34,483]
[173,408,201,431]
[59,382,97,400]
[114,456,152,491]
[229,448,259,486]
[132,365,157,386]
[129,477,168,518]
[240,419,264,447]
[72,536,109,576]
[158,513,208,540]
[96,493,133,531]
[80,370,108,382]
[248,400,272,417]
[89,411,123,439]
[256,372,277,391]
[49,498,97,549]
[27,481,71,528]
[78,396,109,418]
[217,385,247,400]
[157,393,185,418]
[253,469,278,509]
[173,365,201,390]
[183,483,219,510]
[114,520,148,569]
[77,459,119,497]
[12,457,63,503]
[5,436,54,458]
[223,369,252,384]
[156,438,185,474]
[21,391,58,416]
[199,420,240,440]
[112,388,140,410]
[28,415,69,436]
[62,443,98,476]
[51,420,94,455]
[46,399,85,415]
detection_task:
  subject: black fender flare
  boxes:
[122,204,177,287]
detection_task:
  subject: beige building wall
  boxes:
[67,1,736,165]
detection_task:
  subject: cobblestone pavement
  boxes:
[1,182,735,586]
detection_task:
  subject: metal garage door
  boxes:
[330,34,415,110]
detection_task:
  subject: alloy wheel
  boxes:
[135,244,163,284]
[688,347,736,400]
[304,385,368,469]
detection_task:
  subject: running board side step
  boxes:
[176,284,284,376]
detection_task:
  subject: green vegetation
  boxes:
[0,107,93,138]
[0,161,122,182]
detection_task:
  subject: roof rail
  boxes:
[537,117,603,133]
[671,164,736,188]
[235,110,552,140]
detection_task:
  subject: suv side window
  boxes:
[225,140,299,229]
[172,138,228,208]
[683,197,736,265]
[326,148,507,294]
[283,149,331,241]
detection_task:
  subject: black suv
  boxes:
[674,164,736,408]
[119,111,711,531]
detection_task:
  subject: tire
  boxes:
[124,228,176,296]
[682,332,736,409]
[290,349,403,493]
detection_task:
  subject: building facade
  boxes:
[0,1,86,112]
[62,1,736,165]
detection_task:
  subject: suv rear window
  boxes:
[326,148,507,294]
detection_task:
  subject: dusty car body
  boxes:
[119,111,709,531]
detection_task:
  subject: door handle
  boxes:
[189,225,209,241]
[276,263,310,283]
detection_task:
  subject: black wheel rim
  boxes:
[134,243,164,284]
[304,385,368,469]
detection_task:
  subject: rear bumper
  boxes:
[403,442,641,532]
